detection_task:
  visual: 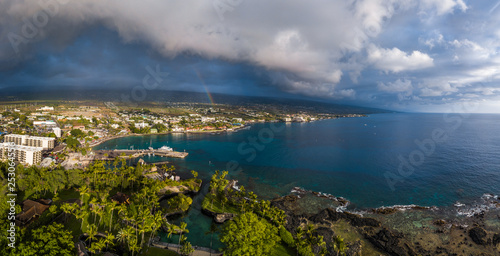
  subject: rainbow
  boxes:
[194,68,215,106]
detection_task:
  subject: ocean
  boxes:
[94,113,500,248]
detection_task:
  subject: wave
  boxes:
[454,193,500,217]
[370,204,438,214]
[290,187,350,207]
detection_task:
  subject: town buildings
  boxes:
[0,143,43,166]
[4,134,56,150]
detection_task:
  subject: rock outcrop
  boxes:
[362,227,417,256]
[201,208,234,223]
[469,226,489,245]
[309,208,380,227]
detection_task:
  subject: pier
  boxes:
[93,149,188,160]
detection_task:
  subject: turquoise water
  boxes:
[94,113,500,247]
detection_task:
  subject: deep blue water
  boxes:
[94,113,500,247]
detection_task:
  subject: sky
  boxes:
[1,0,500,113]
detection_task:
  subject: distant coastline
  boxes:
[90,123,253,148]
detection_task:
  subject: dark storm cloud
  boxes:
[0,0,499,112]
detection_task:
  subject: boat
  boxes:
[158,146,173,152]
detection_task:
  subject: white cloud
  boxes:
[420,0,467,15]
[450,39,491,60]
[378,79,413,92]
[367,45,434,73]
[419,81,458,97]
[337,89,356,99]
[422,33,444,49]
[0,0,460,98]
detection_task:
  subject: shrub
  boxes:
[279,226,295,247]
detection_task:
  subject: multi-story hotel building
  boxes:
[0,143,43,166]
[4,134,55,150]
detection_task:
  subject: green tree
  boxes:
[180,240,195,256]
[70,128,85,138]
[167,194,193,213]
[295,224,327,256]
[190,170,198,179]
[279,226,295,247]
[177,222,188,253]
[15,223,74,255]
[220,212,280,256]
[332,235,348,256]
[64,136,81,151]
[152,123,167,132]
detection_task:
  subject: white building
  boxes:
[33,120,57,128]
[37,106,54,111]
[134,122,149,129]
[201,117,215,122]
[171,126,184,132]
[52,127,62,138]
[0,143,42,166]
[4,134,56,150]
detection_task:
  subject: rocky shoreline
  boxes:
[272,190,500,256]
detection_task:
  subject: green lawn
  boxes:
[57,189,80,202]
[164,178,202,192]
[182,178,202,192]
[201,193,240,214]
[142,246,179,256]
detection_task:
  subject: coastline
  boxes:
[89,115,364,148]
[272,188,500,255]
[89,124,251,148]
[84,114,500,255]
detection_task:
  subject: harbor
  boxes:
[93,146,188,160]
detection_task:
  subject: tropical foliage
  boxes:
[220,212,280,256]
[0,158,192,256]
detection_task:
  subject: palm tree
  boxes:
[80,185,90,203]
[128,175,136,191]
[90,198,99,224]
[221,196,228,212]
[138,207,153,249]
[177,222,188,253]
[107,201,118,232]
[86,223,98,244]
[104,232,115,252]
[205,222,218,256]
[148,212,164,247]
[117,228,129,248]
[77,206,90,231]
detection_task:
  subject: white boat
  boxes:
[158,145,173,152]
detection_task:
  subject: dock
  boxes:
[93,149,188,160]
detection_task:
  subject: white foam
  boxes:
[455,193,500,217]
[373,204,438,213]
